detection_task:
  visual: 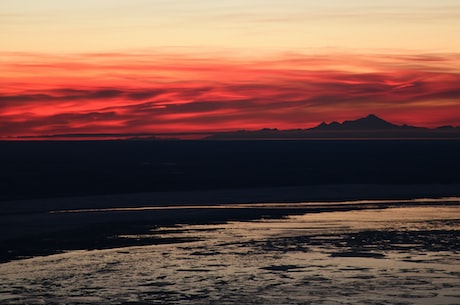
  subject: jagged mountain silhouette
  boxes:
[312,114,409,130]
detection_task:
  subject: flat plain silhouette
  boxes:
[1,139,459,201]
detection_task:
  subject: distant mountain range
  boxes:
[206,114,460,140]
[7,114,459,141]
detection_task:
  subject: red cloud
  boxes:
[1,51,460,138]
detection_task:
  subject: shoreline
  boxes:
[2,183,460,214]
[1,183,459,263]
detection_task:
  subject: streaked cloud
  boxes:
[1,51,459,138]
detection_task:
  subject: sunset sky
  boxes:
[2,0,460,138]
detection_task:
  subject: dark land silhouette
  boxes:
[1,138,460,201]
[1,115,459,202]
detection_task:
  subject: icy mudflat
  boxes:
[0,204,459,305]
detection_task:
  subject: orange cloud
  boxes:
[1,51,460,138]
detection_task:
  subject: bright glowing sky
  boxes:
[1,0,460,138]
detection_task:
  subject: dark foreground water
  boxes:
[0,200,459,305]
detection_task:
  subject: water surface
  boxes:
[0,202,459,305]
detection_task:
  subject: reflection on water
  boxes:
[0,204,459,305]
